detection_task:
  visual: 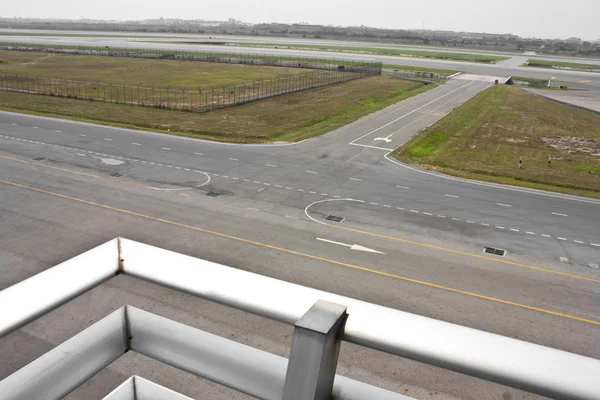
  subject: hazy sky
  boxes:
[2,0,598,40]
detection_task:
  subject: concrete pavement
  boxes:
[1,72,600,399]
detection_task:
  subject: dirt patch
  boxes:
[541,136,599,155]
[22,53,55,65]
[506,138,526,143]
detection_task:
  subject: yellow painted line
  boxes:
[178,193,190,197]
[327,224,600,284]
[0,155,147,189]
[248,207,260,211]
[3,154,598,285]
[1,177,599,327]
[285,215,298,219]
[580,80,592,83]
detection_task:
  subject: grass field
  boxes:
[0,75,432,143]
[223,42,509,63]
[0,50,313,89]
[391,86,600,198]
[527,59,600,72]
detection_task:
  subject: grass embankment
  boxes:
[225,42,508,63]
[0,75,432,143]
[0,50,310,89]
[527,59,600,72]
[145,41,507,63]
[391,86,600,198]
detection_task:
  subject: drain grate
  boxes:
[110,172,125,178]
[324,215,345,223]
[484,247,506,257]
[32,157,46,161]
[205,192,222,197]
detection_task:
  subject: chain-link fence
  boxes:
[0,69,367,112]
[0,42,382,75]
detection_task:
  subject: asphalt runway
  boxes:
[1,71,600,399]
[2,31,600,91]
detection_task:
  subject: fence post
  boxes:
[282,300,347,400]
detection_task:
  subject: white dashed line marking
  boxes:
[497,203,512,207]
[11,123,17,126]
[266,164,277,168]
[496,226,505,230]
[526,231,535,235]
[132,143,141,146]
[558,237,567,241]
[55,130,62,133]
[481,223,490,226]
[321,193,328,196]
[162,147,170,151]
[397,207,405,210]
[306,171,318,174]
[166,165,173,168]
[396,186,410,190]
[243,179,249,182]
[253,181,261,184]
[222,175,229,178]
[298,189,305,192]
[229,158,239,161]
[452,218,460,221]
[511,229,519,232]
[333,195,341,198]
[309,191,316,194]
[445,194,459,198]
[466,220,475,224]
[574,240,584,244]
[275,185,282,188]
[194,152,203,156]
[592,243,600,247]
[552,212,568,217]
[437,215,446,218]
[541,234,551,238]
[424,212,432,216]
[184,168,190,171]
[370,202,379,205]
[410,210,419,214]
[33,127,39,129]
[384,205,392,208]
[79,134,86,136]
[232,177,239,180]
[212,173,219,176]
[350,178,362,181]
[175,167,181,170]
[286,187,293,190]
[76,153,86,157]
[104,138,112,141]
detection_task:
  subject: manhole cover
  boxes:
[205,192,222,197]
[110,172,125,178]
[484,247,506,257]
[324,215,345,223]
[32,157,46,161]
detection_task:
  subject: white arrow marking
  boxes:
[317,238,385,254]
[374,137,392,143]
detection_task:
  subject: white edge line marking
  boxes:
[348,143,394,151]
[552,212,568,217]
[349,81,474,144]
[384,153,600,206]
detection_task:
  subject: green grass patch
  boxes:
[527,59,600,71]
[0,50,314,89]
[0,75,432,143]
[391,86,600,198]
[511,76,548,84]
[383,64,460,75]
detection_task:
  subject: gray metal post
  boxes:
[283,300,348,400]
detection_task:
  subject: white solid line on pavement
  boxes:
[396,186,410,190]
[445,194,459,198]
[306,171,318,174]
[552,212,568,217]
[348,143,394,151]
[497,203,512,207]
[266,164,277,168]
[162,147,170,150]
